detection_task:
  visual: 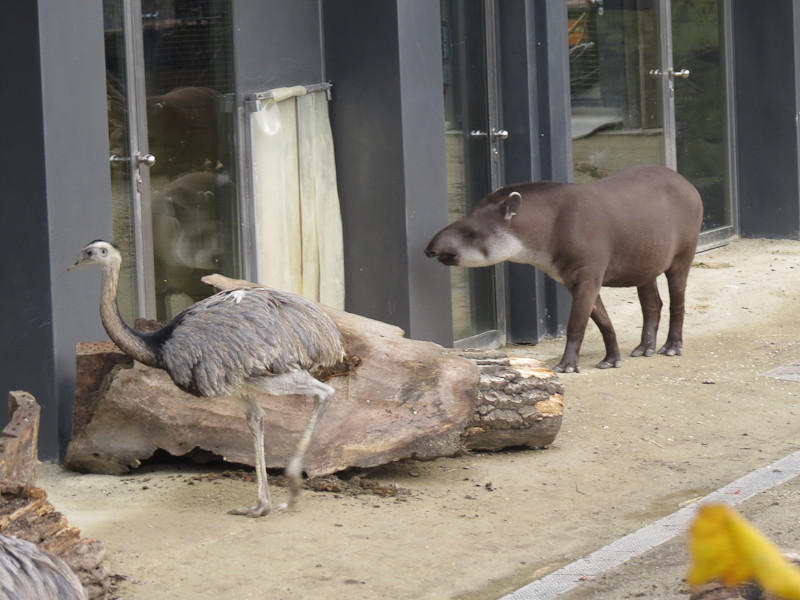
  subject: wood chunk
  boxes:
[73,342,132,436]
[0,395,118,599]
[0,483,116,599]
[0,391,41,486]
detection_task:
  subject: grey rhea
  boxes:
[70,240,346,517]
[0,534,87,600]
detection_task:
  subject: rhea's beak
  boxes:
[68,258,83,271]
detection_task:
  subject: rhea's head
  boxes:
[69,240,121,271]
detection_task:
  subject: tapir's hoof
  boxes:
[553,363,580,374]
[631,346,655,358]
[596,359,622,369]
[658,344,682,356]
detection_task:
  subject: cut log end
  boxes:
[457,350,564,451]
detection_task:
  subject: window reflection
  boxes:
[104,0,240,321]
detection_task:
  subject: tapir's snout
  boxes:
[424,236,458,265]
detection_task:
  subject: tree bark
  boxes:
[0,393,117,599]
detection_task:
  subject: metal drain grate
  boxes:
[502,450,800,600]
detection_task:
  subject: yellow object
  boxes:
[688,503,800,599]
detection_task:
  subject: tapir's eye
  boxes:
[463,230,477,240]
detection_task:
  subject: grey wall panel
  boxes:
[499,0,571,343]
[41,0,115,459]
[0,1,112,459]
[323,0,453,344]
[396,1,452,343]
[732,0,800,238]
[0,3,54,446]
[234,1,325,95]
[323,2,410,329]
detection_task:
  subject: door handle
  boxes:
[108,152,156,167]
[648,68,690,79]
[135,152,156,167]
[468,129,509,139]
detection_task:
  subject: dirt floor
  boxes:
[39,238,800,600]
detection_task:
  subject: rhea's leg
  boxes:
[230,393,271,517]
[249,371,335,508]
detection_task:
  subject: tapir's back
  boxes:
[570,165,703,285]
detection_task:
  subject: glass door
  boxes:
[672,0,733,245]
[569,0,733,245]
[569,0,667,180]
[441,0,507,347]
[104,0,240,322]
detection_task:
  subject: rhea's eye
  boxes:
[101,248,107,256]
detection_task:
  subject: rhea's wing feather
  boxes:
[160,288,344,397]
[0,535,86,600]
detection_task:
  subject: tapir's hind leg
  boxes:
[631,279,663,358]
[659,254,692,356]
[591,295,622,369]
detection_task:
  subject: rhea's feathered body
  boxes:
[119,286,344,398]
[0,534,87,600]
[71,240,346,517]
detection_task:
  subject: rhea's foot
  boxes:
[228,500,271,518]
[286,461,303,508]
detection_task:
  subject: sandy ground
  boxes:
[39,238,800,600]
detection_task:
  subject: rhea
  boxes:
[0,534,87,599]
[70,240,346,517]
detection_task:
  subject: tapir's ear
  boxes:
[502,191,522,221]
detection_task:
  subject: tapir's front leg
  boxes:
[553,280,602,373]
[591,295,622,369]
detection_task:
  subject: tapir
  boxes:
[424,165,703,373]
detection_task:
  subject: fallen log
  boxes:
[65,275,563,476]
[0,393,117,599]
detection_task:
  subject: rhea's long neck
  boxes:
[99,256,161,367]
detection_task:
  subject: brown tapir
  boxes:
[424,165,703,373]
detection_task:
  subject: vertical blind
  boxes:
[249,86,345,309]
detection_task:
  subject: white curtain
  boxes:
[250,86,345,309]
